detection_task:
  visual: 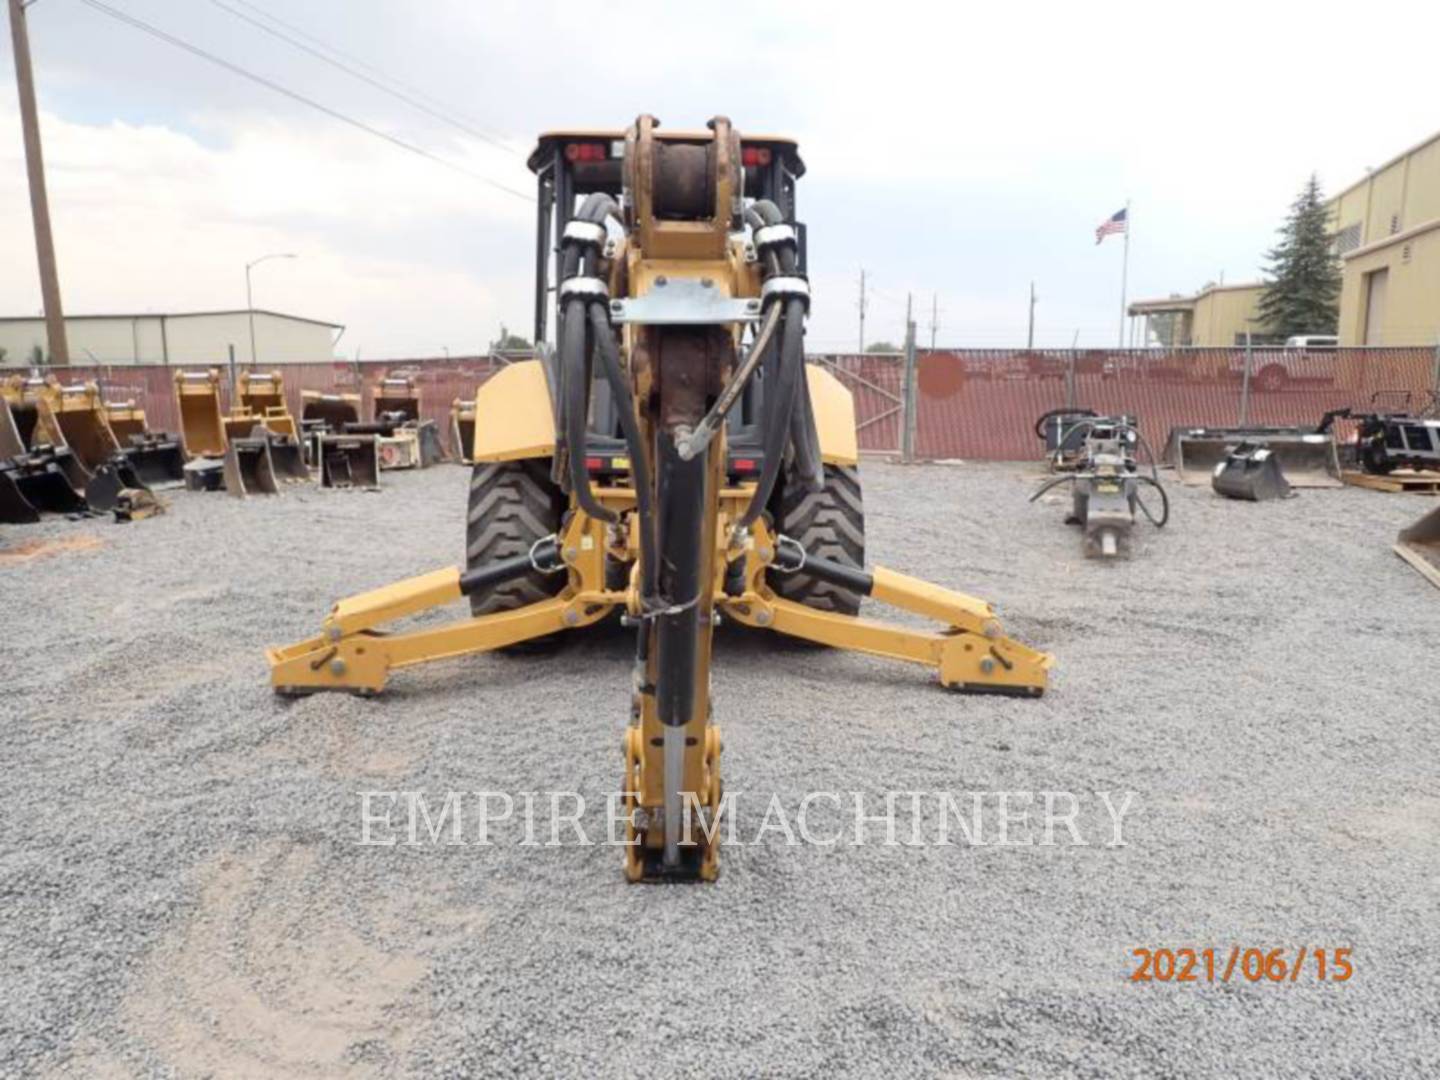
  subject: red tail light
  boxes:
[584,456,604,471]
[731,457,757,472]
[741,146,772,167]
[565,142,608,163]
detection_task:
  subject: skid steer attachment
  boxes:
[1395,506,1440,591]
[222,431,280,497]
[1165,424,1341,487]
[174,370,228,458]
[267,116,1052,883]
[1212,444,1294,501]
[99,400,186,486]
[319,434,380,489]
[450,397,475,463]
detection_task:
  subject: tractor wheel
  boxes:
[768,463,866,615]
[465,458,567,616]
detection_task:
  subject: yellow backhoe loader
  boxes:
[269,117,1053,881]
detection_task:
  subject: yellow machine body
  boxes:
[269,116,1051,884]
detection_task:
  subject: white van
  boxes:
[1284,335,1338,351]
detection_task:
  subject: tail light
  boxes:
[741,146,772,167]
[565,142,608,163]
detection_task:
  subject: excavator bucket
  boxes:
[1166,426,1341,488]
[0,453,87,518]
[301,391,362,432]
[372,376,421,424]
[222,433,280,497]
[238,372,300,438]
[1211,444,1294,502]
[319,434,380,489]
[84,459,149,513]
[35,379,122,471]
[104,401,148,443]
[258,428,310,483]
[450,397,475,463]
[0,464,40,523]
[121,434,186,488]
[174,370,227,458]
[1395,505,1440,591]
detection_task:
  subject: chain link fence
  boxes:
[14,346,1440,463]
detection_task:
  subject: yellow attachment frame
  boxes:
[267,494,1051,698]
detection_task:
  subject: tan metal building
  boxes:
[0,309,344,367]
[1328,130,1440,346]
[1129,282,1266,347]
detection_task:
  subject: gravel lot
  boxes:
[3,460,1437,1078]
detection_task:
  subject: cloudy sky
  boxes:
[3,0,1438,357]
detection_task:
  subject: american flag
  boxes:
[1095,207,1128,244]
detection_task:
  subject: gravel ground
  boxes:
[2,460,1438,1078]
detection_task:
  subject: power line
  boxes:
[207,0,521,158]
[73,0,534,202]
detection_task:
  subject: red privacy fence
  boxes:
[18,347,1440,463]
[818,348,1440,460]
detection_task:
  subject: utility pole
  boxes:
[1027,281,1037,350]
[901,293,918,463]
[929,293,939,350]
[857,268,867,353]
[8,0,69,366]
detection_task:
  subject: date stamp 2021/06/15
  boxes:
[1129,947,1354,984]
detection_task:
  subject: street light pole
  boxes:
[245,252,297,367]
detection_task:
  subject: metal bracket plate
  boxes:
[609,278,761,325]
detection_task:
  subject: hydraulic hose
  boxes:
[737,295,807,529]
[674,301,782,462]
[560,296,617,524]
[588,302,658,605]
[1135,475,1170,528]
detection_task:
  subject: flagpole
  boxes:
[1117,199,1130,348]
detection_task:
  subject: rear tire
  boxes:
[768,463,865,615]
[465,459,567,616]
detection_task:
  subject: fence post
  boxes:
[1238,332,1253,426]
[227,343,237,400]
[1432,336,1440,402]
[901,321,918,462]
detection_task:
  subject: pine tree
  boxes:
[1257,175,1341,337]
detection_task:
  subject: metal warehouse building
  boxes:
[0,309,344,367]
[1128,282,1266,348]
[1328,130,1440,346]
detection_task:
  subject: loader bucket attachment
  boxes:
[301,391,362,432]
[222,434,280,497]
[121,434,186,488]
[174,370,227,458]
[85,459,149,513]
[1395,505,1440,591]
[319,434,380,489]
[0,465,40,523]
[1211,444,1294,502]
[1165,426,1341,488]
